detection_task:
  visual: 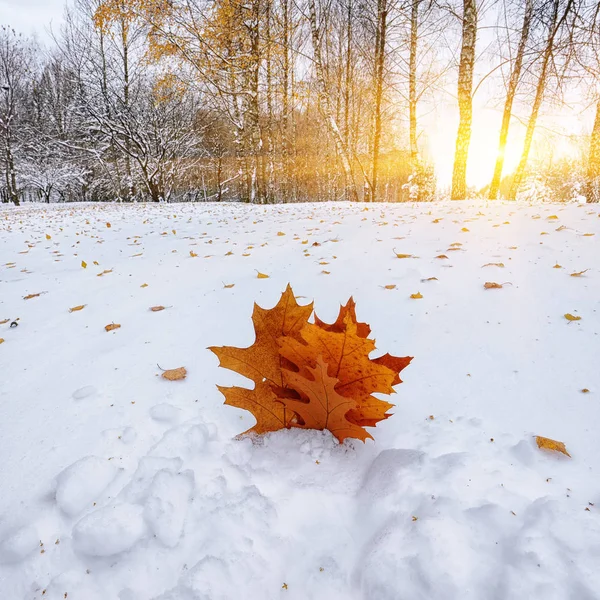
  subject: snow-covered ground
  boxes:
[1,201,599,600]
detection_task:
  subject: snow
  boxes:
[1,200,600,599]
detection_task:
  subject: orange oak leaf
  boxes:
[313,297,371,338]
[536,435,570,457]
[105,323,121,332]
[210,285,313,435]
[281,356,371,442]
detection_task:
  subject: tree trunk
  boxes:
[308,0,359,202]
[409,0,419,166]
[488,0,533,199]
[451,0,477,200]
[370,0,388,202]
[509,0,573,200]
[281,0,291,202]
[586,98,600,203]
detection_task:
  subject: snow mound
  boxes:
[0,525,39,564]
[54,456,120,516]
[73,503,147,557]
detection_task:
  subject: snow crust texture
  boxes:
[1,201,599,599]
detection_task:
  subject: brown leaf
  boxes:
[0,338,4,344]
[482,263,504,268]
[436,254,448,259]
[570,270,588,277]
[421,277,438,282]
[150,306,165,312]
[313,297,371,338]
[564,313,581,321]
[410,292,423,299]
[223,283,235,289]
[383,284,396,290]
[106,222,111,228]
[0,319,10,324]
[210,285,313,435]
[162,367,187,381]
[69,305,86,312]
[281,356,371,442]
[97,269,112,277]
[24,293,41,300]
[484,282,502,289]
[105,323,121,332]
[536,435,571,457]
[141,283,148,288]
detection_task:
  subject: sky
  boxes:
[0,0,66,39]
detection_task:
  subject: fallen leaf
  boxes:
[436,254,448,259]
[162,367,187,381]
[583,233,595,237]
[394,252,413,259]
[150,306,165,312]
[141,283,148,288]
[383,284,396,290]
[321,270,330,275]
[410,292,423,299]
[190,251,198,257]
[24,293,41,300]
[277,231,286,236]
[97,269,112,277]
[105,323,121,332]
[0,338,4,344]
[69,305,86,312]
[553,263,562,269]
[482,263,504,268]
[581,388,590,393]
[46,234,51,240]
[570,270,588,277]
[223,283,235,289]
[0,319,10,325]
[106,222,111,228]
[421,277,438,282]
[256,271,270,279]
[81,260,87,269]
[484,282,502,289]
[547,215,558,220]
[536,435,571,457]
[461,227,469,232]
[564,313,581,321]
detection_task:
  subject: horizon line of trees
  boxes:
[1,0,600,205]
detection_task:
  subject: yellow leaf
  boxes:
[190,251,198,258]
[301,240,308,244]
[257,271,270,279]
[535,435,570,457]
[436,254,448,259]
[277,231,285,236]
[410,292,423,299]
[93,261,99,266]
[46,234,51,240]
[105,323,121,332]
[583,233,595,237]
[461,227,469,232]
[394,252,413,259]
[564,313,581,321]
[482,263,504,268]
[81,260,87,269]
[484,282,502,289]
[547,215,558,220]
[553,263,562,269]
[97,269,112,277]
[24,293,42,300]
[225,251,234,256]
[0,319,9,325]
[69,305,86,312]
[162,366,187,381]
[150,306,165,312]
[384,284,396,290]
[321,270,331,275]
[570,270,588,277]
[141,283,148,288]
[106,222,111,228]
[223,283,235,289]
[0,338,4,344]
[432,218,441,223]
[172,229,176,235]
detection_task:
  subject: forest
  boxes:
[1,0,600,204]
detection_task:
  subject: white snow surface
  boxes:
[1,201,600,599]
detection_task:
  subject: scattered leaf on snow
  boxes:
[484,282,502,289]
[0,338,4,344]
[150,306,165,312]
[256,271,270,279]
[106,222,111,228]
[0,319,9,325]
[162,367,187,381]
[81,260,87,269]
[581,388,590,393]
[105,323,121,332]
[564,313,581,321]
[482,263,504,268]
[394,252,413,259]
[223,283,235,289]
[69,305,86,312]
[421,277,438,282]
[46,234,51,240]
[461,227,469,232]
[582,233,595,237]
[436,254,448,259]
[383,284,396,290]
[553,263,562,269]
[536,435,571,457]
[141,283,148,288]
[570,269,588,277]
[277,231,286,236]
[410,292,423,299]
[24,293,42,300]
[190,251,198,257]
